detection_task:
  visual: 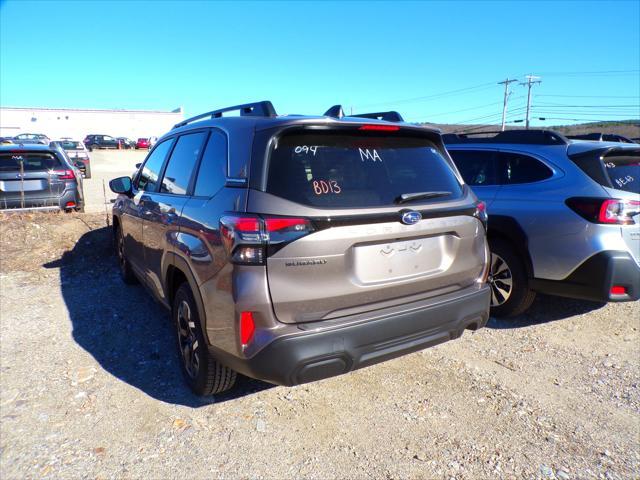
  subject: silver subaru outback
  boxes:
[445,129,640,317]
[109,101,490,395]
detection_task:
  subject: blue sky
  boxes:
[1,0,639,126]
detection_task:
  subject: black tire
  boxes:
[488,238,536,318]
[114,224,137,285]
[173,282,237,396]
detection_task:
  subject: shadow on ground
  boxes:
[44,226,273,407]
[487,293,606,329]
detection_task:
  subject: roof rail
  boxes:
[567,132,636,144]
[351,111,404,122]
[173,101,276,129]
[442,129,569,146]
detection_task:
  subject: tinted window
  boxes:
[448,150,497,185]
[194,130,227,197]
[604,152,640,193]
[498,152,553,184]
[160,132,207,195]
[137,139,174,191]
[59,141,84,150]
[267,131,463,208]
[0,153,62,171]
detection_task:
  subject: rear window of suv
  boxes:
[604,151,640,193]
[0,153,62,171]
[266,130,463,208]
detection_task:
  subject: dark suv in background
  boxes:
[83,134,121,151]
[110,101,490,395]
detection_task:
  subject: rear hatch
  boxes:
[569,145,640,266]
[0,151,69,208]
[247,125,487,324]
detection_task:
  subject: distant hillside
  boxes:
[419,120,640,139]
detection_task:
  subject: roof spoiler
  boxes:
[443,129,569,146]
[173,101,277,129]
[323,105,404,123]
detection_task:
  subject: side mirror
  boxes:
[135,163,141,169]
[109,176,132,195]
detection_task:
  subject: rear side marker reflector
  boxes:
[240,311,255,346]
[610,286,627,295]
[65,201,76,208]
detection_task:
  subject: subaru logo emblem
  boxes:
[401,211,422,225]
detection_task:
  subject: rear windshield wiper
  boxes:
[395,191,452,204]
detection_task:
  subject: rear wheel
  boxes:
[488,238,536,317]
[115,224,137,284]
[173,282,237,396]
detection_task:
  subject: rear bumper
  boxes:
[530,251,640,303]
[0,188,82,211]
[213,284,490,386]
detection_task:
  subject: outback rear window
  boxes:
[604,152,640,193]
[59,141,83,150]
[0,153,62,172]
[266,131,463,208]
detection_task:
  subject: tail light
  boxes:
[220,215,314,265]
[51,169,75,180]
[566,198,640,225]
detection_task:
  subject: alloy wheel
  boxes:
[176,300,200,379]
[489,253,513,306]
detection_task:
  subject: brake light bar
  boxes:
[358,125,400,131]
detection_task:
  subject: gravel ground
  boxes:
[1,153,639,479]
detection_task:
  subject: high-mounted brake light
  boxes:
[358,125,400,131]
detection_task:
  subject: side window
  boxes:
[194,130,228,197]
[160,132,207,195]
[448,150,497,186]
[136,139,174,191]
[498,152,553,184]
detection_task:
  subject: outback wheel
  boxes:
[115,225,137,284]
[488,238,536,317]
[173,282,236,396]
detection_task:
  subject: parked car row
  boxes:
[106,100,639,398]
[83,134,157,151]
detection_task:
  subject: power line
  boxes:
[537,116,640,122]
[535,69,640,77]
[354,81,500,109]
[532,104,640,108]
[538,94,640,99]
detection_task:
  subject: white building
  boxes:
[0,106,184,140]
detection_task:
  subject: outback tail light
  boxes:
[220,215,314,265]
[52,169,75,180]
[239,311,255,346]
[566,198,640,225]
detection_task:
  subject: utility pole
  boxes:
[520,74,541,129]
[498,78,518,131]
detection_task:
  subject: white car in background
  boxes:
[52,138,92,178]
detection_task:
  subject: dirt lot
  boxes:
[0,151,639,479]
